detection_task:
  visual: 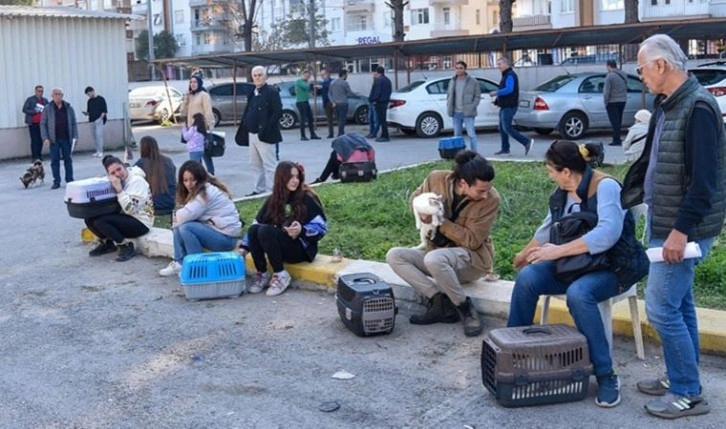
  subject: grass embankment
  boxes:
[231,161,726,310]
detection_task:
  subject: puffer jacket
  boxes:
[119,166,155,228]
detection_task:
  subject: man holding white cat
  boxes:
[386,151,500,337]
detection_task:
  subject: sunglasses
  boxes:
[635,60,655,76]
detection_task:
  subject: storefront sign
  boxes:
[357,36,381,45]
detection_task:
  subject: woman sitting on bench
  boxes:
[86,155,154,262]
[158,161,242,277]
[239,161,327,296]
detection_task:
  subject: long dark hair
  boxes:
[545,140,602,173]
[139,136,170,194]
[192,113,207,136]
[263,161,317,226]
[176,160,231,206]
[451,150,495,185]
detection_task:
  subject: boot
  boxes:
[410,293,448,325]
[455,297,483,337]
[439,293,461,324]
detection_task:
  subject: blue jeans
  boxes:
[645,234,715,397]
[173,221,238,262]
[507,261,620,377]
[335,103,348,136]
[50,139,74,185]
[453,112,478,153]
[499,107,530,152]
[368,102,379,136]
[189,150,215,175]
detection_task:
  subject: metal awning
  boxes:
[154,17,726,68]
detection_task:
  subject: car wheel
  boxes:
[354,105,369,125]
[534,128,554,136]
[157,108,170,125]
[212,109,221,127]
[279,110,297,130]
[558,111,588,140]
[415,112,443,138]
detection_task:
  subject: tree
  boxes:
[385,0,408,42]
[499,0,515,33]
[624,0,639,24]
[256,10,331,51]
[0,0,35,5]
[135,30,178,61]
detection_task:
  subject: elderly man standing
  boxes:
[236,66,282,196]
[622,34,726,419]
[329,69,357,137]
[446,61,481,152]
[603,59,628,146]
[22,85,49,161]
[40,87,78,189]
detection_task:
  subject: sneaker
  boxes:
[525,139,535,156]
[248,272,271,294]
[595,372,621,408]
[300,136,309,141]
[326,134,334,139]
[51,183,60,189]
[375,137,390,142]
[159,260,182,277]
[608,141,622,147]
[310,134,321,140]
[493,150,511,156]
[637,375,669,396]
[644,392,711,419]
[266,270,292,296]
[89,240,117,256]
[116,242,136,262]
[245,191,261,197]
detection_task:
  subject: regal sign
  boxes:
[357,36,381,45]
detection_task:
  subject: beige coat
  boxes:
[184,91,214,130]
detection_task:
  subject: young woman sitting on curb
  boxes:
[159,161,242,277]
[86,155,154,262]
[134,136,176,213]
[239,161,327,296]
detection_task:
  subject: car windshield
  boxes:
[129,87,162,97]
[534,75,578,92]
[396,81,425,93]
[691,69,726,86]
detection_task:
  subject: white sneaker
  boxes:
[248,272,271,294]
[159,260,182,277]
[266,270,292,296]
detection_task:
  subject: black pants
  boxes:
[320,150,341,181]
[247,224,308,273]
[374,102,389,139]
[296,101,316,138]
[28,124,43,161]
[606,102,626,145]
[324,102,334,137]
[335,103,348,136]
[85,213,149,244]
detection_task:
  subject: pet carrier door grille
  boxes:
[361,297,395,333]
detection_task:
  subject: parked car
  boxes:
[275,81,369,130]
[689,61,726,124]
[386,76,500,138]
[514,72,656,140]
[128,86,184,124]
[559,53,619,66]
[207,82,256,126]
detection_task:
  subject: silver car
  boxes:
[275,81,369,130]
[207,82,256,126]
[514,73,656,140]
[128,86,184,124]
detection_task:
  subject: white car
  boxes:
[128,86,184,124]
[689,62,726,124]
[387,76,501,138]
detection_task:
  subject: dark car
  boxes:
[275,81,369,130]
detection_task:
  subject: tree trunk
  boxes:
[386,0,406,42]
[624,0,639,24]
[499,0,514,33]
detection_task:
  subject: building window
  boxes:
[290,0,305,15]
[492,10,498,28]
[600,0,624,10]
[153,13,162,26]
[175,33,186,46]
[443,7,450,25]
[651,0,657,4]
[331,17,341,31]
[346,15,368,32]
[384,11,391,28]
[203,32,212,45]
[411,8,429,25]
[174,10,184,24]
[195,34,201,46]
[561,0,575,12]
[666,0,670,3]
[476,9,480,25]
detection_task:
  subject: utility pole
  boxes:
[147,0,155,80]
[309,0,316,49]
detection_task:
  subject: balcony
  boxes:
[512,14,552,31]
[430,25,469,38]
[640,2,710,21]
[346,0,375,13]
[429,0,469,5]
[191,19,227,32]
[191,43,234,56]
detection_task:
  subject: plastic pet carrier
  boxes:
[336,273,397,336]
[438,137,466,159]
[339,161,377,183]
[180,251,246,300]
[64,177,120,219]
[481,324,593,407]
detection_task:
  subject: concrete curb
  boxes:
[130,227,726,356]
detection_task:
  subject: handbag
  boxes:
[551,211,611,283]
[204,132,225,157]
[235,121,249,146]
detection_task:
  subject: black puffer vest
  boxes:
[496,67,519,108]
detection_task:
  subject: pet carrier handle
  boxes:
[522,327,553,336]
[351,277,377,285]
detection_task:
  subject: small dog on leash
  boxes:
[412,192,445,248]
[20,159,45,189]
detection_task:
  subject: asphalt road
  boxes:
[0,123,724,428]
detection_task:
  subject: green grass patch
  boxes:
[229,160,726,310]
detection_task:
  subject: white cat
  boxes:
[412,192,445,248]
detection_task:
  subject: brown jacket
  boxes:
[411,170,500,272]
